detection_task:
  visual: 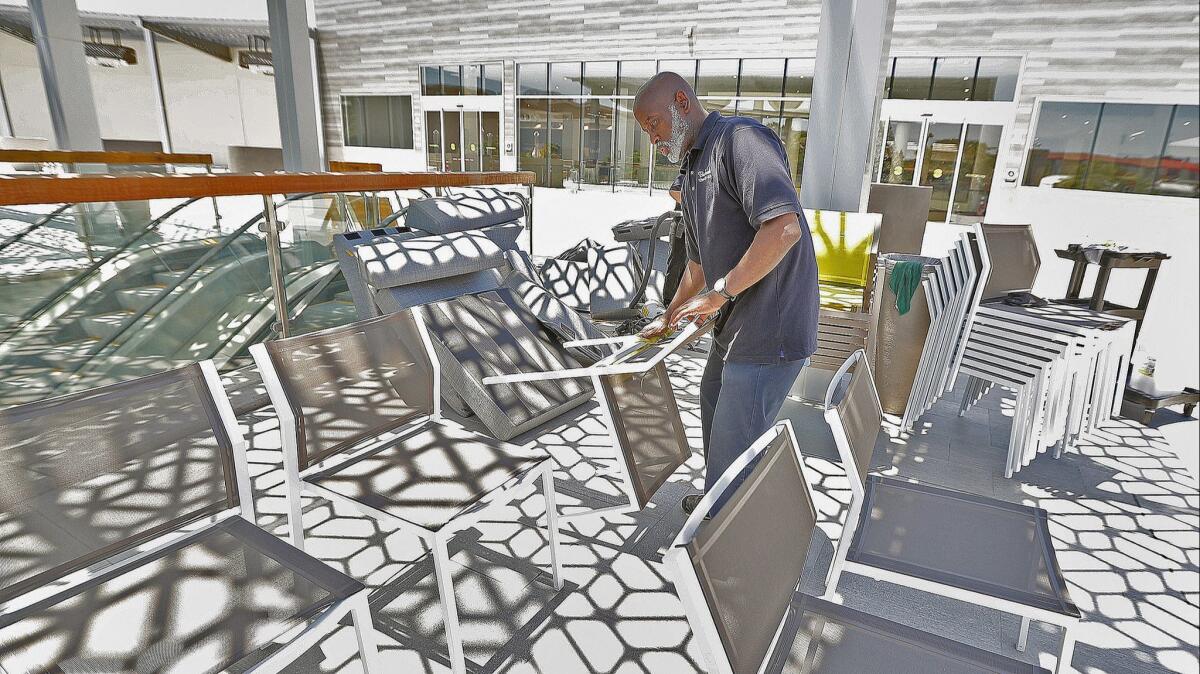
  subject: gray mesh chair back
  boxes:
[598,364,691,508]
[260,310,436,470]
[980,223,1040,299]
[0,364,238,605]
[824,350,883,491]
[670,424,816,674]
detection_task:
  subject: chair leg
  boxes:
[823,497,861,599]
[350,591,384,674]
[432,535,467,674]
[541,463,565,590]
[1056,622,1076,674]
[1017,615,1030,652]
[286,476,306,552]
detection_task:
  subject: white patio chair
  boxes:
[666,420,1052,674]
[250,310,563,674]
[0,362,381,674]
[822,350,1080,673]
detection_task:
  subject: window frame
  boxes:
[1019,95,1199,199]
[885,52,1027,103]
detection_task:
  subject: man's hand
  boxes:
[671,291,726,327]
[638,314,672,340]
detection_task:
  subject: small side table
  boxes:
[1056,244,1170,342]
[1124,387,1200,424]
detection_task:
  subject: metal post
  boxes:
[527,182,535,254]
[27,0,103,151]
[0,63,14,137]
[261,195,291,337]
[266,0,325,171]
[140,20,173,154]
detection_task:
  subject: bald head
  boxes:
[633,71,709,164]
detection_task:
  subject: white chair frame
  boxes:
[251,317,563,674]
[664,420,811,674]
[479,319,710,522]
[822,350,1078,674]
[0,360,382,674]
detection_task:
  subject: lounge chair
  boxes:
[666,420,1051,674]
[822,350,1080,673]
[0,362,380,673]
[250,310,564,674]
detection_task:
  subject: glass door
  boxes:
[875,112,1005,224]
[425,109,501,173]
[481,112,501,172]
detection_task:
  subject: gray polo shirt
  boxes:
[679,111,819,364]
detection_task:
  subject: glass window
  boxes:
[614,98,650,187]
[1155,105,1199,198]
[784,58,814,97]
[421,65,442,96]
[442,108,462,171]
[737,99,782,131]
[481,111,501,171]
[973,58,1020,101]
[462,111,481,171]
[582,98,615,186]
[518,63,548,96]
[696,59,739,97]
[482,64,503,96]
[930,57,977,101]
[518,98,549,184]
[342,97,365,146]
[1084,103,1173,194]
[618,60,655,96]
[462,64,482,96]
[889,57,934,99]
[342,95,413,149]
[658,59,696,85]
[880,120,922,185]
[549,98,583,187]
[441,65,462,96]
[584,61,617,96]
[779,100,809,187]
[920,122,963,221]
[1023,101,1101,188]
[549,62,582,96]
[739,59,785,98]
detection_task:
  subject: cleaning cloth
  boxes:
[889,261,924,315]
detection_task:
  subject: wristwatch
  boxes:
[713,276,737,302]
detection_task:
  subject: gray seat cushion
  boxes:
[353,229,506,290]
[305,421,546,531]
[418,288,595,440]
[404,189,525,235]
[847,475,1079,618]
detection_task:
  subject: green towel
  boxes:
[889,261,923,315]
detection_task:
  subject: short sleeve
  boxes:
[723,125,802,228]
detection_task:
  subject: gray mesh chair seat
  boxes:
[786,594,1049,674]
[305,422,548,531]
[666,422,1049,674]
[0,517,362,674]
[848,475,1078,617]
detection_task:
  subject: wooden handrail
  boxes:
[328,160,383,172]
[0,149,214,166]
[0,171,536,206]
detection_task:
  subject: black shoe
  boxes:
[682,494,704,516]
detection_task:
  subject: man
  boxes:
[633,71,819,514]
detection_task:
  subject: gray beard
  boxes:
[657,106,690,164]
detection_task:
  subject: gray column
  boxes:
[140,20,173,153]
[0,64,13,137]
[800,0,896,212]
[27,0,103,151]
[267,0,324,171]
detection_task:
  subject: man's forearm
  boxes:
[723,212,803,296]
[667,261,705,316]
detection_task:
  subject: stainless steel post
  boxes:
[261,195,291,337]
[527,182,535,254]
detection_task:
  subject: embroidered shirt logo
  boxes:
[694,169,712,183]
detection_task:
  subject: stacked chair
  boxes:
[876,223,991,433]
[821,350,1080,674]
[0,362,381,673]
[251,310,564,674]
[666,419,1053,674]
[958,224,1136,477]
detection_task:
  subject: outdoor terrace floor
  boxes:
[236,340,1199,674]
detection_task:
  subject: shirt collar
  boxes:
[687,111,722,161]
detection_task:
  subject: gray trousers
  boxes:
[700,342,807,501]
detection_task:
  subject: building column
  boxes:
[139,20,173,153]
[0,63,14,137]
[267,0,324,171]
[27,0,102,151]
[800,0,896,212]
